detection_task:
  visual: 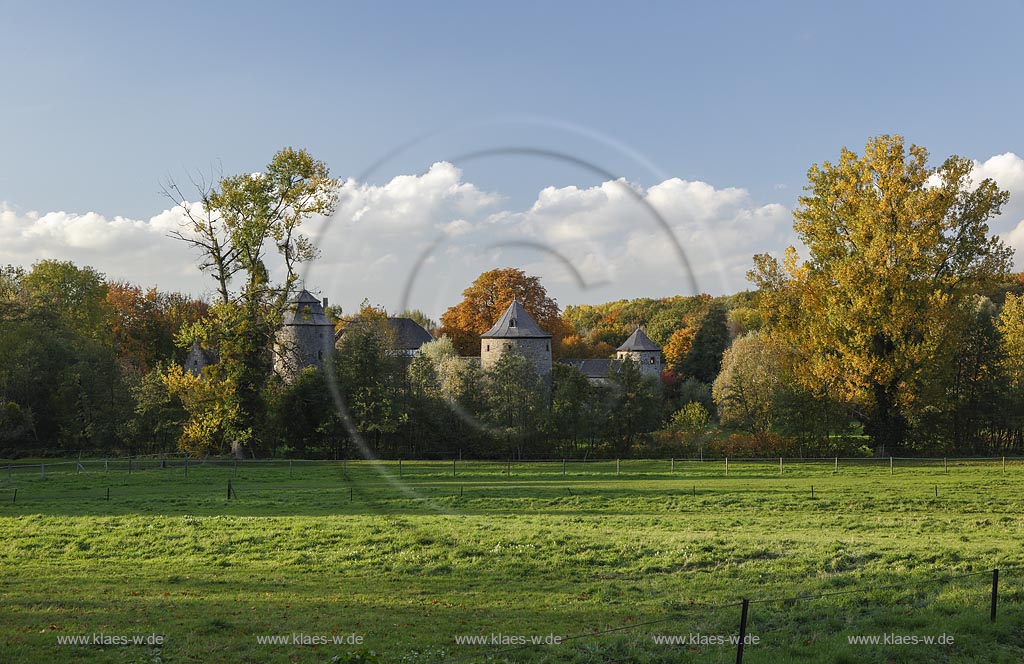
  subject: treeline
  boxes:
[5,137,1024,458]
[0,261,207,455]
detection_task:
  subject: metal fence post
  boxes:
[991,569,999,622]
[890,456,893,475]
[736,598,750,664]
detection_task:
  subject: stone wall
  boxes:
[274,324,335,379]
[616,350,662,378]
[481,337,552,384]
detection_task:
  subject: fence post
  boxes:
[725,457,729,476]
[399,458,402,479]
[616,459,620,476]
[227,479,233,501]
[562,458,566,476]
[12,488,16,503]
[944,457,947,474]
[889,456,893,475]
[104,458,108,473]
[106,486,110,501]
[736,598,750,664]
[780,457,783,475]
[671,458,675,473]
[834,457,838,473]
[1002,456,1006,474]
[991,569,999,622]
[41,464,45,479]
[128,456,132,475]
[507,458,511,477]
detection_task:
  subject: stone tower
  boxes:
[274,290,335,380]
[480,300,552,384]
[616,327,662,378]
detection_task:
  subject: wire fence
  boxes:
[444,567,1016,663]
[2,453,1022,483]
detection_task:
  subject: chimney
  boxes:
[322,297,329,309]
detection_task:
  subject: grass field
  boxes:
[1,457,1023,663]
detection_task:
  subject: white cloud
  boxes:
[4,152,1022,320]
[0,201,206,292]
[972,153,1024,266]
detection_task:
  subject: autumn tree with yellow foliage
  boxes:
[750,135,1012,452]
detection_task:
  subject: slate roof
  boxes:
[385,317,433,350]
[282,290,333,327]
[617,327,661,352]
[481,300,551,339]
[558,358,620,379]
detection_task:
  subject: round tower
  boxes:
[275,290,335,380]
[616,326,662,379]
[480,299,552,384]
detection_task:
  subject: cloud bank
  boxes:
[2,154,1022,318]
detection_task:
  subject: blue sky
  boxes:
[2,1,1023,317]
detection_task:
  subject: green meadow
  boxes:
[1,458,1023,663]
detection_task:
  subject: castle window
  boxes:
[509,318,517,328]
[649,357,655,364]
[486,345,490,352]
[546,343,550,351]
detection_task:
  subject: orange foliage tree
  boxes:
[440,268,567,356]
[663,326,696,372]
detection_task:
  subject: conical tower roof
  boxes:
[282,290,333,326]
[481,300,551,339]
[617,326,660,352]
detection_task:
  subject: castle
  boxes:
[187,290,664,385]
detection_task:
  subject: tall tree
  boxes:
[679,302,729,383]
[166,148,339,456]
[712,332,783,434]
[750,135,1012,452]
[440,268,565,355]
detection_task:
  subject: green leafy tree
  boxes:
[712,332,783,434]
[166,148,339,456]
[680,301,730,383]
[605,358,663,455]
[484,347,545,458]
